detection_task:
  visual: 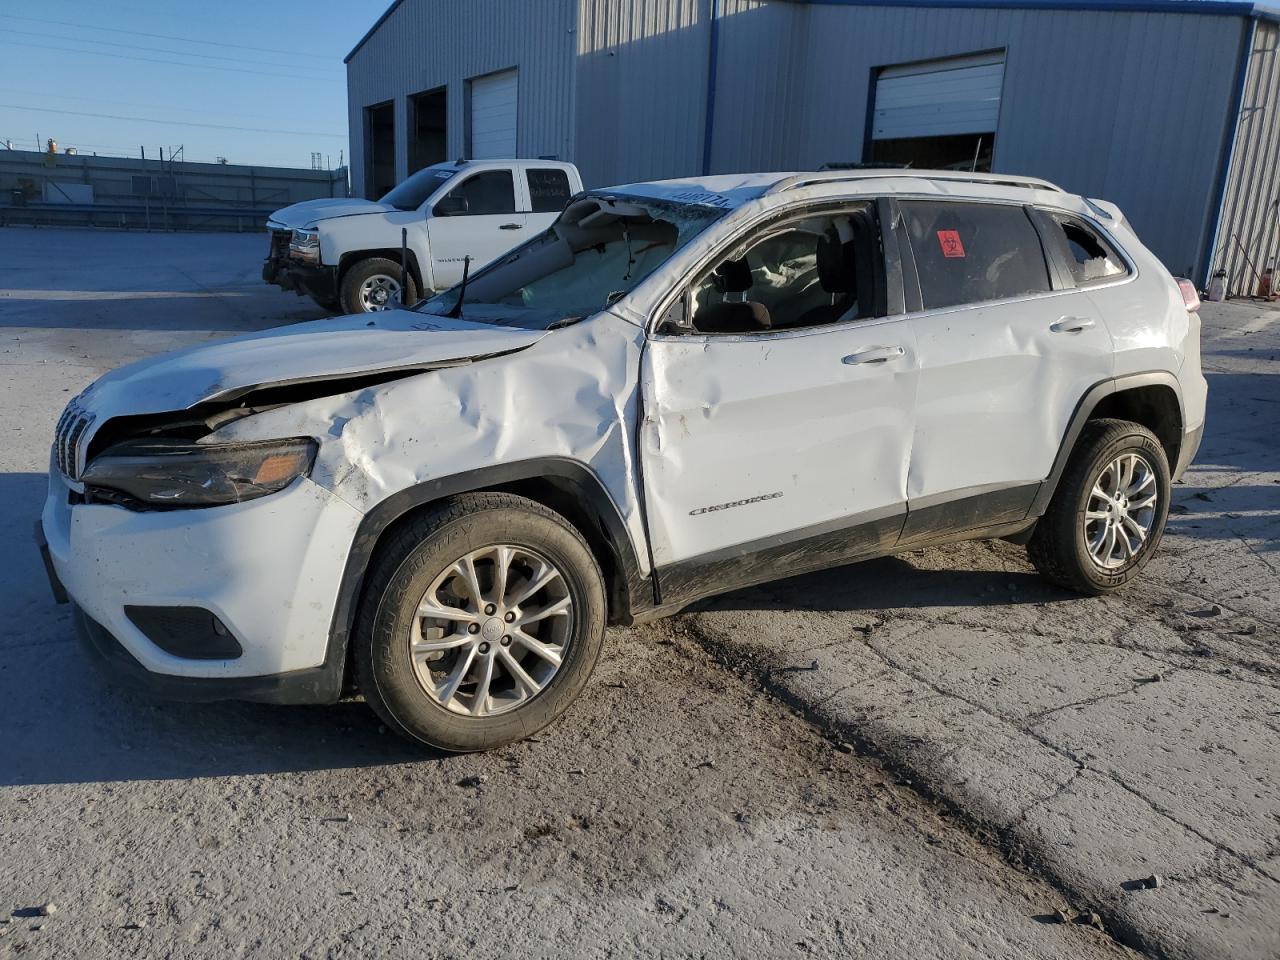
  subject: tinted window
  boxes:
[1048,214,1128,286]
[438,170,515,216]
[527,168,572,213]
[901,200,1051,310]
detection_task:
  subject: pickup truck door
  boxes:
[426,168,528,289]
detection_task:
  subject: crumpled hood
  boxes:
[78,311,549,421]
[269,197,393,229]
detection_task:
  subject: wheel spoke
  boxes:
[418,600,479,623]
[517,595,571,627]
[509,562,558,607]
[1113,522,1135,558]
[498,647,542,697]
[490,545,513,605]
[1129,492,1157,512]
[412,632,473,658]
[1129,470,1155,496]
[1085,509,1110,521]
[1121,514,1147,544]
[452,556,484,605]
[513,629,563,667]
[436,645,478,707]
[469,654,495,716]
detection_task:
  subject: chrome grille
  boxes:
[53,401,95,480]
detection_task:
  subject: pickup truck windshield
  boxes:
[381,166,458,211]
[416,196,728,329]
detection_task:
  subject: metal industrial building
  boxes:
[345,0,1280,290]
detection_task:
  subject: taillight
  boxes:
[1175,278,1201,313]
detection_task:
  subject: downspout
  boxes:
[701,0,721,176]
[1202,16,1256,288]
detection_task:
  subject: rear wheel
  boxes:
[1028,419,1170,594]
[339,257,417,314]
[354,493,606,752]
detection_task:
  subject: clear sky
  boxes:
[0,0,390,169]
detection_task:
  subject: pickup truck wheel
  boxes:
[354,493,606,752]
[339,257,417,314]
[1028,419,1170,595]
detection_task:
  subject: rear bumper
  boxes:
[1174,420,1204,482]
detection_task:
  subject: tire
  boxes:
[338,257,417,314]
[1028,418,1171,595]
[354,493,607,752]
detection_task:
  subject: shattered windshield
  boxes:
[380,165,458,211]
[416,195,729,329]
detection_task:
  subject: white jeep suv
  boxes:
[39,170,1206,752]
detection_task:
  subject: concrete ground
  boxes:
[0,226,1273,960]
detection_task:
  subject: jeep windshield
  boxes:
[416,195,729,329]
[380,165,459,211]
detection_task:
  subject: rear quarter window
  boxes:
[527,168,572,213]
[1045,213,1129,286]
[901,200,1051,311]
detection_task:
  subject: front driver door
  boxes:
[426,169,528,288]
[639,202,919,607]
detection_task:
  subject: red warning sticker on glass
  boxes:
[937,230,966,258]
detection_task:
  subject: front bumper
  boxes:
[41,472,364,704]
[263,231,337,303]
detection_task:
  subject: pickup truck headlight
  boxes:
[289,228,320,263]
[81,438,317,508]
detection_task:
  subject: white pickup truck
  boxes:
[263,159,583,314]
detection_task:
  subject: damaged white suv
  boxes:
[39,170,1206,752]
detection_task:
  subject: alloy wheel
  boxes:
[1083,452,1158,569]
[358,274,402,311]
[409,545,574,717]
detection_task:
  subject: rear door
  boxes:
[523,166,575,230]
[897,198,1114,541]
[426,168,527,288]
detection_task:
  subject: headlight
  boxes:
[81,438,317,508]
[289,228,320,262]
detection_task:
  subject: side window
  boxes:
[901,200,1051,310]
[1046,213,1128,286]
[436,170,515,217]
[527,168,572,213]
[684,205,885,335]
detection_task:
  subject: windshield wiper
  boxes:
[446,255,473,319]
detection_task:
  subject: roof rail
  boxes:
[766,169,1064,195]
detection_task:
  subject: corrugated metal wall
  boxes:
[573,0,712,187]
[1214,20,1280,296]
[345,0,1256,277]
[775,4,1247,278]
[345,0,577,198]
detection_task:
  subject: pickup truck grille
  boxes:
[268,228,291,261]
[53,401,95,480]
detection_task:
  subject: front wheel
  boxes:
[354,493,606,752]
[339,257,417,314]
[1028,419,1171,594]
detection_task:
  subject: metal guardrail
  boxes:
[0,201,276,231]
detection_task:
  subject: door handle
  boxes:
[1050,316,1096,334]
[499,223,523,230]
[842,345,905,365]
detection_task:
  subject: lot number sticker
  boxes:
[937,230,966,258]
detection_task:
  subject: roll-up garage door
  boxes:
[872,52,1005,141]
[469,69,518,159]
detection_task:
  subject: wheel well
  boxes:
[1088,384,1182,467]
[338,249,424,295]
[358,477,637,630]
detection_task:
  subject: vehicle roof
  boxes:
[435,158,577,171]
[602,169,1068,210]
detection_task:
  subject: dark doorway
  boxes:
[409,87,448,175]
[869,133,994,172]
[365,100,395,199]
